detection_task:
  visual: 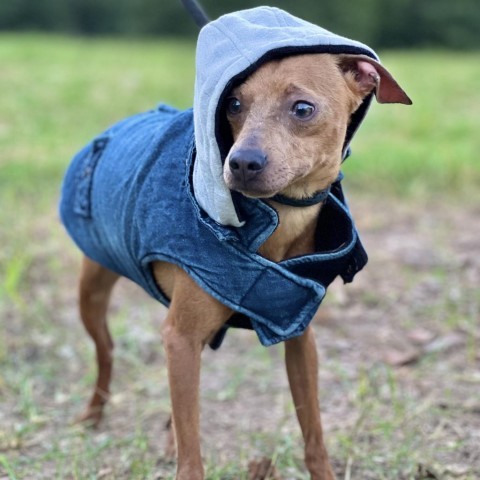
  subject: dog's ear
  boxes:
[338,54,412,105]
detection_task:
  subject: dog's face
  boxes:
[223,53,410,199]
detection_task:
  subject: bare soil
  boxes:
[1,195,479,479]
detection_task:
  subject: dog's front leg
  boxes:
[285,326,336,480]
[155,263,232,480]
[163,318,204,479]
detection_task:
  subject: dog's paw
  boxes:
[74,406,104,428]
[248,457,282,480]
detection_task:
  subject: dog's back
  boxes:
[60,105,191,289]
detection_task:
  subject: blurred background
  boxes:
[1,0,479,48]
[1,1,479,479]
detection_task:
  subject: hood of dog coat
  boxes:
[192,6,379,227]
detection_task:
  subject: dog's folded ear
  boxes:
[338,54,412,105]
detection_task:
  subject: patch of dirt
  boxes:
[1,197,479,479]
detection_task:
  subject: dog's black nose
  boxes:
[229,149,267,181]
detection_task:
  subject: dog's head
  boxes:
[223,53,411,200]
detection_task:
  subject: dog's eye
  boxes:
[226,97,242,115]
[292,101,315,119]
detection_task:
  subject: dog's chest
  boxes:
[259,203,321,262]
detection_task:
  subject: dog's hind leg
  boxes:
[285,326,336,480]
[76,256,120,426]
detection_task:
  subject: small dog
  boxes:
[60,7,411,480]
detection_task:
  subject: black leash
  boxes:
[179,0,210,28]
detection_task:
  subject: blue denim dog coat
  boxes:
[60,7,377,347]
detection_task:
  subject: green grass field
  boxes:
[1,34,479,480]
[1,35,479,204]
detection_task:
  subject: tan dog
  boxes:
[76,53,410,480]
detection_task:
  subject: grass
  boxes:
[343,50,480,197]
[0,35,479,204]
[0,34,479,479]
